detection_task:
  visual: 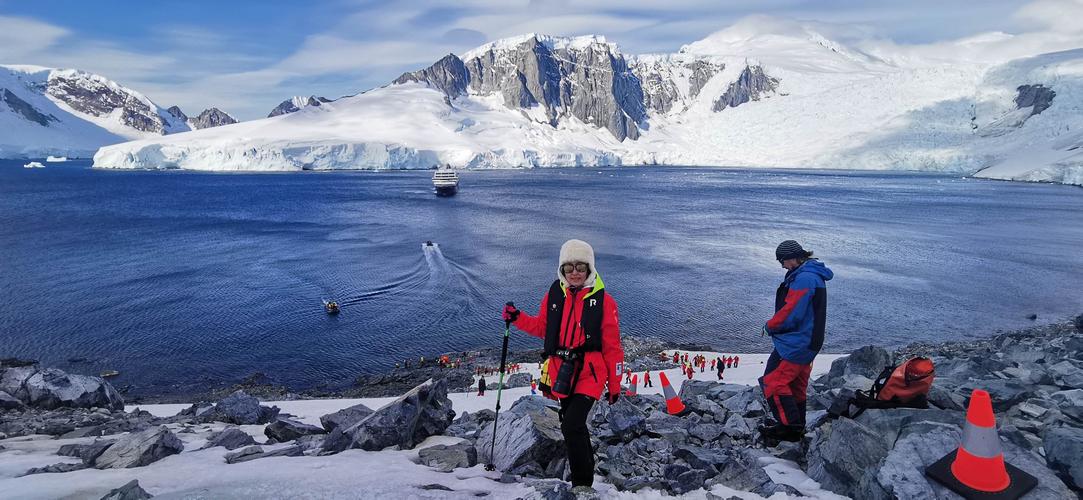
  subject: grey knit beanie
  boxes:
[775,240,808,261]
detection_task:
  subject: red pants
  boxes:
[758,350,812,427]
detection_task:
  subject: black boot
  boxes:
[758,423,805,445]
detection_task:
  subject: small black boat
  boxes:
[324,300,340,314]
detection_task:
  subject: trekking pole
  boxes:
[485,304,513,471]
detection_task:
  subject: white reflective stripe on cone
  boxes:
[961,421,1003,458]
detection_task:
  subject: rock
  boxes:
[712,65,778,112]
[23,462,89,475]
[322,378,454,453]
[674,468,708,494]
[961,379,1034,411]
[224,445,263,464]
[57,439,115,465]
[1044,426,1083,490]
[524,478,575,500]
[226,444,304,463]
[1048,360,1083,389]
[605,397,646,439]
[318,402,374,433]
[674,446,728,476]
[477,396,564,475]
[720,389,759,416]
[502,372,533,389]
[183,390,279,425]
[201,427,257,450]
[264,418,325,443]
[418,441,477,472]
[817,346,892,391]
[806,416,890,497]
[94,426,184,469]
[445,410,494,440]
[710,448,795,497]
[99,479,153,500]
[720,413,752,439]
[0,390,24,410]
[1,366,124,410]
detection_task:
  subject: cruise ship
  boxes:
[432,167,459,197]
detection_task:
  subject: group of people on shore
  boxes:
[499,238,832,492]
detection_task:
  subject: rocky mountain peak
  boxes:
[268,95,332,118]
[191,108,237,129]
[44,69,167,134]
[166,106,188,121]
[712,65,778,111]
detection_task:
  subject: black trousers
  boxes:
[559,394,596,487]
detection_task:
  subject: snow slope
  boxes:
[0,65,188,159]
[0,351,844,499]
[83,18,1083,186]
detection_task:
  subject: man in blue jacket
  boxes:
[759,240,833,443]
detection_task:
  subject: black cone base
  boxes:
[925,450,1038,500]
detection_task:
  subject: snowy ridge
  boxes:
[27,17,1083,185]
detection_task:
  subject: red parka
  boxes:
[513,275,624,400]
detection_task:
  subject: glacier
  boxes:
[65,20,1083,186]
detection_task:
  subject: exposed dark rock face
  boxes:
[394,54,470,98]
[476,396,565,476]
[165,105,187,121]
[224,444,304,464]
[190,108,237,129]
[398,36,648,141]
[418,441,478,472]
[2,89,58,126]
[1015,84,1056,117]
[267,96,332,118]
[351,366,474,397]
[712,65,779,111]
[686,60,724,99]
[44,72,165,133]
[58,439,116,465]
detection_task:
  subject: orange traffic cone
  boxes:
[658,371,686,415]
[925,389,1037,499]
[625,374,638,397]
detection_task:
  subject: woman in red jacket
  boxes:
[503,239,624,490]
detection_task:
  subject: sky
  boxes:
[1,0,1080,120]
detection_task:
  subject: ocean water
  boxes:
[2,160,1081,396]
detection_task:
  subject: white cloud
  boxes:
[1015,0,1083,34]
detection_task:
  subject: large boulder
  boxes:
[418,441,478,472]
[201,427,257,450]
[806,416,890,497]
[1,365,123,410]
[476,395,565,476]
[318,402,374,433]
[0,391,24,410]
[816,346,892,391]
[94,426,183,469]
[179,390,279,425]
[322,378,454,452]
[224,444,304,464]
[265,418,325,443]
[1048,360,1083,390]
[1044,426,1083,491]
[58,439,115,465]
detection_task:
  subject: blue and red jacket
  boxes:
[765,259,833,365]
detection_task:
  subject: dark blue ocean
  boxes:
[2,160,1081,397]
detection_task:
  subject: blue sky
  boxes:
[1,0,1076,120]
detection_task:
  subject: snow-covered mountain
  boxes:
[268,95,332,117]
[92,19,1083,185]
[0,65,233,158]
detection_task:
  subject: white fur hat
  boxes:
[557,239,597,287]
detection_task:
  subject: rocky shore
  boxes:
[1,316,1081,498]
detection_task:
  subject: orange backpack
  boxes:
[831,357,935,418]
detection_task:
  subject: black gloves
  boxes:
[502,302,520,323]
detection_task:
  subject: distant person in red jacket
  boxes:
[644,370,652,387]
[502,239,624,490]
[735,355,740,367]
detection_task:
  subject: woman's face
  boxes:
[562,261,590,287]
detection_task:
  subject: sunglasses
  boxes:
[561,262,590,274]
